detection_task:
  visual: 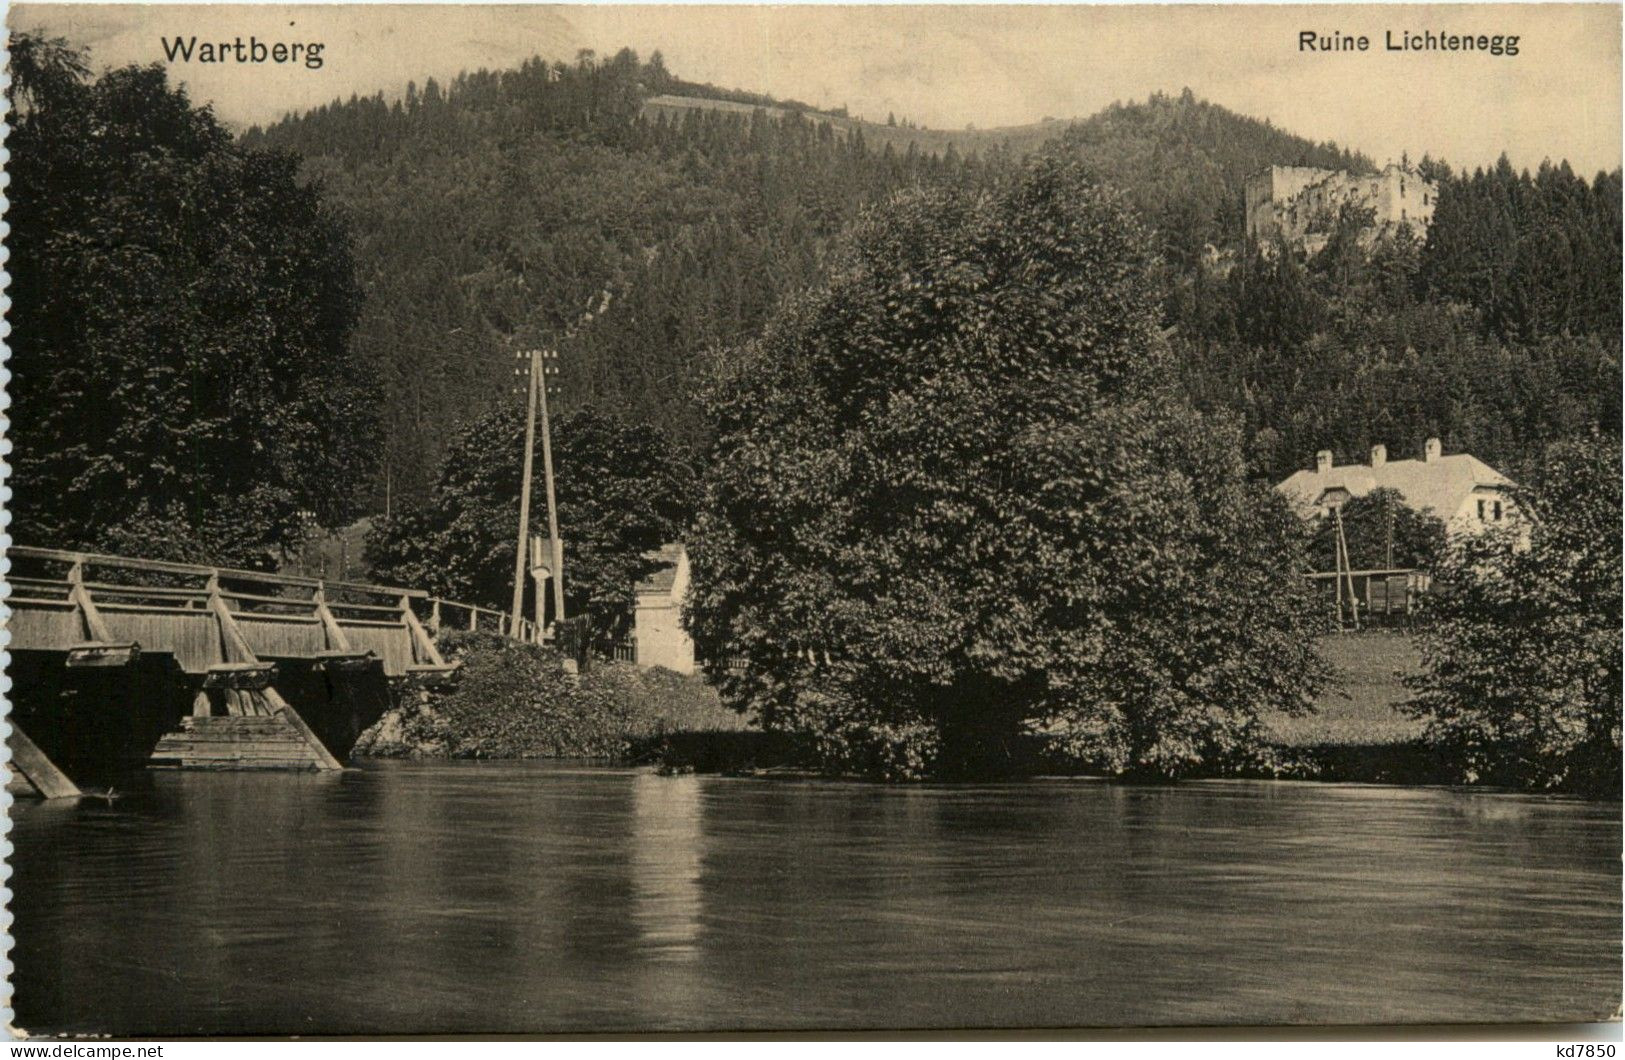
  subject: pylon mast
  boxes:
[538,349,566,625]
[510,349,540,635]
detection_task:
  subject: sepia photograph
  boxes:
[3,1,1621,1038]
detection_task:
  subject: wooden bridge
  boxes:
[6,546,536,798]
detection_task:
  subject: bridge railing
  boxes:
[419,598,541,645]
[8,546,429,596]
[4,546,539,654]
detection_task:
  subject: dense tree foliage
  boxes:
[1175,224,1620,483]
[250,53,1620,505]
[686,155,1328,780]
[365,405,692,631]
[1057,89,1372,268]
[9,37,379,565]
[1308,488,1447,573]
[1420,155,1622,342]
[1405,434,1621,796]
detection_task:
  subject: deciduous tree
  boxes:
[687,154,1329,780]
[1309,488,1447,573]
[9,36,376,565]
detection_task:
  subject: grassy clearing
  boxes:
[1265,631,1424,748]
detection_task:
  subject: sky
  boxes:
[11,3,1623,175]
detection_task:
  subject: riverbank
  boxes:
[649,631,1445,783]
[358,629,1459,787]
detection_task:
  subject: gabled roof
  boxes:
[635,543,686,596]
[1277,453,1512,520]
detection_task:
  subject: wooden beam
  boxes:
[66,642,140,668]
[208,584,260,665]
[400,597,446,667]
[215,588,321,608]
[8,722,81,799]
[259,686,343,771]
[203,663,276,691]
[313,585,354,652]
[1336,508,1360,631]
[9,546,430,599]
[1306,567,1419,580]
[67,563,117,644]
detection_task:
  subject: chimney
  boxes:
[1423,437,1442,463]
[1315,450,1334,474]
[1369,444,1387,468]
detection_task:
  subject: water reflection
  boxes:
[10,764,1621,1035]
[629,773,704,961]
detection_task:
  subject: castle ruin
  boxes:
[1245,164,1438,254]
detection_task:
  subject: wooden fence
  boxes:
[593,638,638,664]
[1307,567,1432,629]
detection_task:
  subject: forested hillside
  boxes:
[245,55,1395,507]
[249,49,1619,510]
[245,50,979,508]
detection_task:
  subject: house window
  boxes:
[1493,500,1503,522]
[1478,499,1487,520]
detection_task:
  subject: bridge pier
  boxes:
[150,663,344,771]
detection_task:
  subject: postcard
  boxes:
[5,2,1620,1037]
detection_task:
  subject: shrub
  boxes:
[358,630,743,760]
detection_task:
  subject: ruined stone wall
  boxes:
[1245,164,1438,251]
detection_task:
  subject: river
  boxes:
[10,761,1620,1035]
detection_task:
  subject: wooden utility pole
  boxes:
[1334,529,1344,619]
[1334,506,1360,631]
[1385,498,1395,570]
[537,349,566,626]
[510,349,540,634]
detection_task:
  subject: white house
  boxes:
[1275,437,1517,535]
[633,542,696,674]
